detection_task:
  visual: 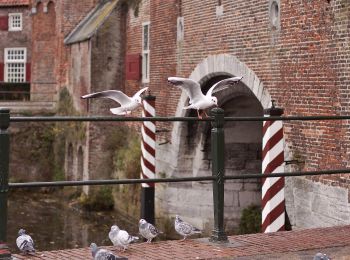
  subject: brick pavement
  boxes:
[12,225,350,259]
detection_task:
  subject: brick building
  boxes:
[0,0,32,105]
[116,0,350,232]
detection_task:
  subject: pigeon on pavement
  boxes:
[174,215,201,241]
[168,76,242,118]
[81,87,148,115]
[90,243,128,260]
[109,225,139,251]
[138,219,163,243]
[16,229,35,255]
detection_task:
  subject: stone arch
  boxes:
[158,54,272,231]
[173,54,271,118]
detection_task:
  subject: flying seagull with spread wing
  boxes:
[168,76,242,118]
[81,87,148,116]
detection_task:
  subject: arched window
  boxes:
[269,0,280,30]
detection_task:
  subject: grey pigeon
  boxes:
[16,229,35,255]
[313,252,331,260]
[138,219,163,243]
[174,215,201,240]
[81,87,148,115]
[168,76,242,118]
[90,243,128,260]
[108,225,139,251]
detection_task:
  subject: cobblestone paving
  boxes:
[12,225,350,259]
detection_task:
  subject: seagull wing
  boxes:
[206,76,243,97]
[132,87,149,99]
[81,90,132,107]
[168,77,204,104]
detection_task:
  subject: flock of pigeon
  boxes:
[16,215,201,259]
[81,76,243,118]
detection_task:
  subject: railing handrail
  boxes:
[8,168,350,188]
[8,114,350,122]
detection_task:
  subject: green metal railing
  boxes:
[1,107,350,255]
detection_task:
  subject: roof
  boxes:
[64,0,119,45]
[0,0,29,6]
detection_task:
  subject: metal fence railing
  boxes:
[1,107,350,254]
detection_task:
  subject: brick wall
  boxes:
[130,0,350,230]
[143,0,350,184]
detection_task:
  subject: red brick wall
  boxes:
[277,0,348,186]
[130,0,350,187]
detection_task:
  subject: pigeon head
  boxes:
[111,225,120,232]
[211,96,218,106]
[18,229,26,236]
[90,243,98,257]
[175,215,182,222]
[139,219,147,225]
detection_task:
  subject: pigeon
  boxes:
[81,87,148,115]
[168,76,243,118]
[313,252,331,260]
[174,215,201,241]
[16,229,35,255]
[90,243,128,260]
[138,219,163,243]
[108,225,139,251]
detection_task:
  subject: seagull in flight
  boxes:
[81,87,148,116]
[168,76,242,118]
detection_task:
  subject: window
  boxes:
[142,22,150,83]
[4,48,26,82]
[8,13,22,31]
[269,0,280,30]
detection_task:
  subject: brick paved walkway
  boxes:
[12,225,350,259]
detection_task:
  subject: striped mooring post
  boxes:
[140,94,156,224]
[0,108,11,260]
[261,101,285,232]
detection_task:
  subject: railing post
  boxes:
[140,94,156,224]
[0,108,11,259]
[209,107,228,243]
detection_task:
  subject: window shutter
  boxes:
[26,63,31,82]
[125,54,141,80]
[0,16,8,31]
[0,63,4,82]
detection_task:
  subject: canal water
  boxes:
[7,189,139,253]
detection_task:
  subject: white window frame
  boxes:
[4,47,27,83]
[8,13,23,31]
[142,22,150,83]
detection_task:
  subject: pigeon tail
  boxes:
[192,228,202,234]
[130,236,139,243]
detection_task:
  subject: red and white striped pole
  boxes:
[140,94,156,224]
[261,101,285,233]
